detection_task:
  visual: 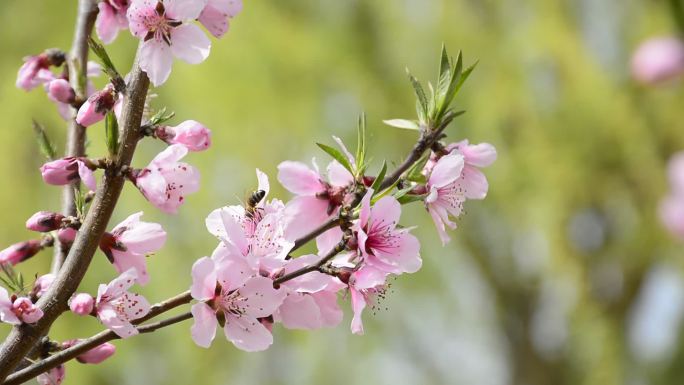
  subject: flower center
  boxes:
[218,288,248,317]
[142,2,182,45]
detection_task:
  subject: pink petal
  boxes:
[139,39,174,87]
[326,160,353,187]
[224,314,273,352]
[350,288,366,335]
[311,291,343,328]
[165,0,208,20]
[219,209,248,255]
[352,266,388,290]
[461,165,489,200]
[429,207,451,245]
[99,269,137,300]
[191,302,217,348]
[96,3,120,44]
[190,257,217,300]
[461,142,497,168]
[276,293,322,330]
[77,160,97,192]
[371,232,422,274]
[277,161,325,196]
[198,3,230,38]
[368,195,401,233]
[214,250,254,291]
[170,24,211,65]
[98,306,138,338]
[0,288,20,325]
[668,152,684,194]
[282,196,331,240]
[660,195,684,238]
[428,153,464,189]
[359,188,373,229]
[240,276,285,318]
[316,227,343,255]
[153,143,188,165]
[119,292,150,321]
[110,250,150,285]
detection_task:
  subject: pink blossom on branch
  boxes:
[95,269,151,338]
[190,251,286,351]
[76,83,119,127]
[31,274,55,299]
[134,144,200,214]
[96,0,131,44]
[69,293,95,316]
[36,364,65,385]
[127,0,212,86]
[99,212,167,285]
[0,288,44,325]
[26,211,65,232]
[62,340,117,364]
[40,157,97,192]
[0,240,44,265]
[277,159,354,240]
[16,50,64,91]
[155,120,212,151]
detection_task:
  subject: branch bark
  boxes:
[0,50,150,381]
[52,0,99,273]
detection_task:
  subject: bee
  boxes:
[245,190,266,220]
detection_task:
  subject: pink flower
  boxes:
[46,79,75,104]
[76,83,118,127]
[69,293,95,316]
[425,153,466,245]
[16,51,64,91]
[99,212,167,285]
[0,288,44,325]
[95,269,151,338]
[355,190,422,275]
[32,274,55,298]
[40,157,97,191]
[37,364,65,385]
[127,0,212,86]
[190,251,286,351]
[26,211,64,232]
[0,240,43,265]
[135,144,200,214]
[198,0,242,38]
[156,120,211,151]
[97,0,131,44]
[632,37,684,85]
[63,340,116,364]
[271,254,345,330]
[278,159,354,240]
[347,265,388,335]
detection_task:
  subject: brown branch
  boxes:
[0,49,150,380]
[52,0,99,273]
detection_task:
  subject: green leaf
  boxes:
[356,114,367,173]
[317,143,353,174]
[383,119,420,130]
[406,68,428,120]
[148,107,176,127]
[74,188,88,218]
[88,37,125,92]
[105,112,119,156]
[32,120,57,160]
[369,161,387,193]
[397,193,426,205]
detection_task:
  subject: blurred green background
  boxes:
[2,0,684,384]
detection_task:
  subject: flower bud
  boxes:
[0,240,43,265]
[47,79,75,104]
[69,293,94,316]
[57,227,78,247]
[157,120,212,152]
[632,37,684,85]
[37,364,65,385]
[40,158,80,186]
[76,84,117,127]
[62,340,116,364]
[26,211,65,232]
[32,274,55,298]
[12,297,44,323]
[16,49,65,91]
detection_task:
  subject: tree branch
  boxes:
[52,0,99,273]
[0,49,150,381]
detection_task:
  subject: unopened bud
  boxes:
[69,293,94,316]
[156,120,212,152]
[26,211,65,232]
[76,84,117,127]
[57,227,78,247]
[62,340,116,364]
[32,274,56,298]
[0,240,43,265]
[47,79,75,104]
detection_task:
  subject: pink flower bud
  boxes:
[69,293,94,316]
[63,340,116,364]
[157,120,212,152]
[47,79,75,104]
[37,364,65,385]
[0,240,43,265]
[16,49,64,91]
[12,297,44,323]
[76,84,117,127]
[32,274,55,298]
[40,157,97,191]
[632,37,684,85]
[57,227,78,246]
[26,211,65,232]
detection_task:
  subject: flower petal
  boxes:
[277,161,325,196]
[191,302,217,348]
[224,314,273,352]
[190,257,217,300]
[139,39,174,87]
[170,24,211,65]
